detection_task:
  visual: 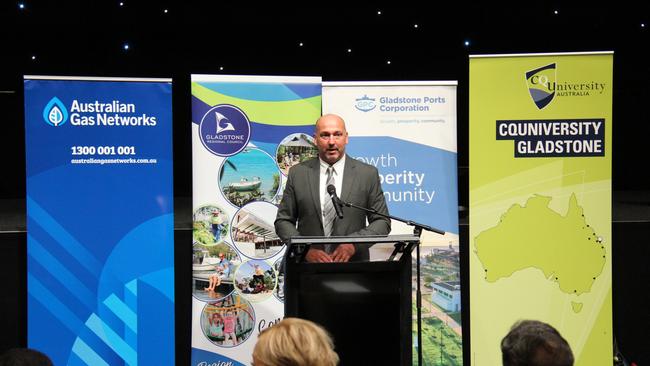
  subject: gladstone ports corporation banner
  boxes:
[469,52,613,365]
[191,74,321,366]
[323,81,462,365]
[24,76,174,366]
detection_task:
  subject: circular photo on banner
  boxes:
[219,147,281,207]
[192,242,241,302]
[200,293,255,348]
[272,178,286,205]
[193,204,230,246]
[234,259,277,303]
[273,257,284,303]
[276,133,317,176]
[232,201,282,259]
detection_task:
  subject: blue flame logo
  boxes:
[42,97,69,126]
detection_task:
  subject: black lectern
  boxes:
[284,234,420,366]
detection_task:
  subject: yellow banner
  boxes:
[469,52,613,365]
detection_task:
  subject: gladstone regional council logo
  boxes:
[199,104,251,156]
[354,95,376,112]
[43,97,69,126]
[525,63,556,109]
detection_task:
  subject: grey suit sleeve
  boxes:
[349,167,391,237]
[274,170,301,243]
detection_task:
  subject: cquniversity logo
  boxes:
[199,104,251,156]
[525,63,556,109]
[354,95,376,112]
[42,97,69,126]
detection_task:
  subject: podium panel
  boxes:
[284,235,418,366]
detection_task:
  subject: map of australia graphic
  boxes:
[474,193,606,312]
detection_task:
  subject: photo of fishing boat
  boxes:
[219,147,280,207]
[228,176,262,192]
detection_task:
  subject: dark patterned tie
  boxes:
[322,166,336,252]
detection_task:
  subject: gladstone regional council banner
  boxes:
[191,74,322,366]
[323,81,462,365]
[469,52,613,365]
[24,76,175,366]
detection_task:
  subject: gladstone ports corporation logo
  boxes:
[42,97,69,126]
[354,95,376,112]
[199,104,251,156]
[525,63,557,109]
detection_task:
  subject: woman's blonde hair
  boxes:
[252,317,339,366]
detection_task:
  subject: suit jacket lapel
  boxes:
[307,158,323,225]
[340,155,357,203]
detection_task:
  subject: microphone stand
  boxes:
[338,198,445,366]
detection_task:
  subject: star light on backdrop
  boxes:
[2,2,650,191]
[1,5,649,366]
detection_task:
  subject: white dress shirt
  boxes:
[319,155,345,230]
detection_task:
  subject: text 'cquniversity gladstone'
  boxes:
[496,119,605,157]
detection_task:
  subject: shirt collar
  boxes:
[319,154,346,174]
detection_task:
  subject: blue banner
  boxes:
[24,77,174,366]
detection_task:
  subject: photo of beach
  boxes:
[200,293,255,348]
[219,147,280,207]
[233,259,277,303]
[276,133,318,176]
[193,204,230,246]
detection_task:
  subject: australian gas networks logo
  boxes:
[525,63,607,110]
[43,97,69,126]
[354,95,376,112]
[42,97,157,127]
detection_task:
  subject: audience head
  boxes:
[252,317,339,366]
[501,320,574,366]
[0,348,53,366]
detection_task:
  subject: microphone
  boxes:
[326,184,344,219]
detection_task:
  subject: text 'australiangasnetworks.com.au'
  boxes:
[70,158,157,165]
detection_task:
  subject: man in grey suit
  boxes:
[274,114,391,262]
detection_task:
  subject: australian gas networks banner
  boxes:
[469,52,613,365]
[191,74,321,366]
[323,81,462,365]
[24,76,175,366]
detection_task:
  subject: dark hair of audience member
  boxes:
[501,320,574,366]
[0,348,53,366]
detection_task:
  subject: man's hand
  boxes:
[305,248,333,263]
[331,244,355,263]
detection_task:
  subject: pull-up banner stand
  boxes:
[190,74,321,366]
[323,81,461,365]
[24,76,175,366]
[469,52,613,365]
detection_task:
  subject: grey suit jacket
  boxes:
[274,155,391,261]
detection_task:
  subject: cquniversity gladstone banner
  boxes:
[469,52,613,365]
[24,76,174,366]
[191,74,321,366]
[323,81,461,365]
